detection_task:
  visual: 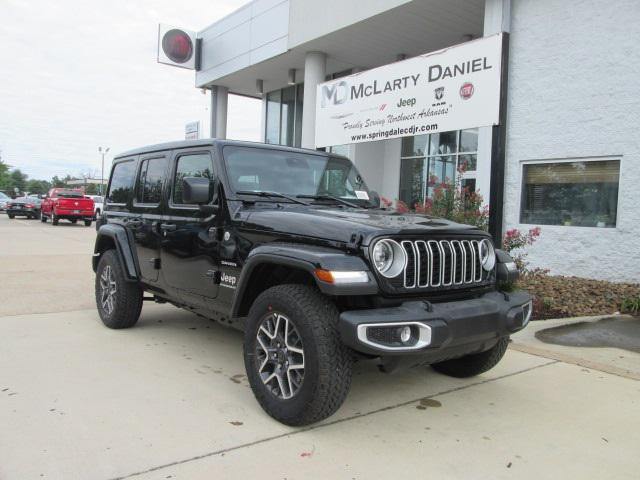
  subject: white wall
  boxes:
[287,0,410,48]
[504,0,640,282]
[196,0,290,87]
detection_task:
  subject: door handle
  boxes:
[160,223,176,232]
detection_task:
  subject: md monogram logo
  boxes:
[321,81,349,107]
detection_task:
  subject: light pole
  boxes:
[98,146,110,195]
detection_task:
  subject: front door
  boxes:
[130,154,169,283]
[160,149,220,304]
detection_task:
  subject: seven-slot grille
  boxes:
[400,239,487,289]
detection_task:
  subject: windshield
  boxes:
[223,146,372,204]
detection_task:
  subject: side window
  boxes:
[172,153,214,204]
[137,157,168,204]
[108,161,136,204]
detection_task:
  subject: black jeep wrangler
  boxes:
[93,139,531,426]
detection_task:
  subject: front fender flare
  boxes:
[230,243,378,318]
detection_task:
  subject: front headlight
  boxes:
[372,239,405,278]
[479,238,496,271]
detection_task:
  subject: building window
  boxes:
[265,84,304,147]
[520,159,620,228]
[398,128,478,208]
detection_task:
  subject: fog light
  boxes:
[399,326,411,343]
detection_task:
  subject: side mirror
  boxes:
[182,177,219,213]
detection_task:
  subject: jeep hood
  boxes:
[241,207,480,245]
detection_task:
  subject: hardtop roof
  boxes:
[113,139,334,160]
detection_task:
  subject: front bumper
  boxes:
[339,290,532,357]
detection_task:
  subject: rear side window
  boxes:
[172,153,214,204]
[137,157,168,204]
[108,161,136,204]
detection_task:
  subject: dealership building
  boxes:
[182,0,639,283]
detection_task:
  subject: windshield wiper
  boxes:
[236,190,309,205]
[296,194,363,209]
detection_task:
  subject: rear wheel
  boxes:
[71,219,77,224]
[40,214,47,223]
[244,284,352,426]
[84,220,92,227]
[51,213,59,225]
[95,250,143,329]
[431,337,510,378]
[7,214,14,219]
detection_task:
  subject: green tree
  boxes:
[0,157,11,191]
[26,179,51,195]
[9,169,28,194]
[85,183,99,195]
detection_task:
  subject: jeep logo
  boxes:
[396,97,416,108]
[320,81,349,107]
[221,272,237,287]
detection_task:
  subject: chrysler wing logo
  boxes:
[320,81,348,107]
[434,87,444,100]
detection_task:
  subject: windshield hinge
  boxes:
[346,232,364,252]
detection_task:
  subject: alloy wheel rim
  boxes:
[100,265,117,315]
[255,312,305,399]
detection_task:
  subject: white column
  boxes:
[210,86,228,139]
[301,51,326,149]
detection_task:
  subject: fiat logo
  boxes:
[459,82,474,100]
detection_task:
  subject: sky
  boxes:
[0,0,260,181]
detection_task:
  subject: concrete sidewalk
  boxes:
[1,214,639,480]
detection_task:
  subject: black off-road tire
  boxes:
[8,214,14,219]
[244,284,353,426]
[431,337,510,378]
[51,213,59,225]
[95,250,143,329]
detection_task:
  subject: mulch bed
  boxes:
[516,273,640,320]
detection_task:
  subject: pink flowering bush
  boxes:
[384,164,489,230]
[502,227,543,274]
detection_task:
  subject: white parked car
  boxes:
[85,195,104,219]
[0,191,10,211]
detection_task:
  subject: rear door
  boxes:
[160,148,220,303]
[130,153,169,283]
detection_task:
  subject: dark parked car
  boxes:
[93,140,531,426]
[6,196,42,219]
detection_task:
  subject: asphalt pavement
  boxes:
[1,213,638,480]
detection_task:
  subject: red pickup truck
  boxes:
[41,188,95,226]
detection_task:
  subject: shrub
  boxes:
[621,296,640,315]
[502,227,543,274]
[384,164,489,230]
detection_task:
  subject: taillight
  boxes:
[25,204,34,208]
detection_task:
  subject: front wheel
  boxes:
[51,213,59,225]
[7,214,14,219]
[244,284,353,426]
[33,211,41,220]
[95,250,143,329]
[431,337,510,378]
[40,214,47,223]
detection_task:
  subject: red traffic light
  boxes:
[162,29,193,64]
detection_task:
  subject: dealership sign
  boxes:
[315,33,503,148]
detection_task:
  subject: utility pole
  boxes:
[98,146,110,195]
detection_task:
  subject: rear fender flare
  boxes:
[93,224,139,281]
